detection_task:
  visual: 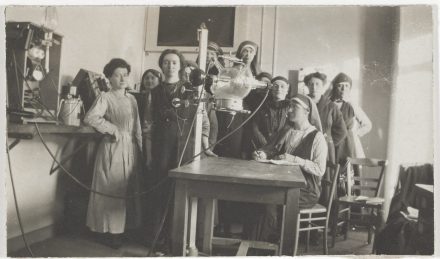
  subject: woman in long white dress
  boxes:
[84,58,142,249]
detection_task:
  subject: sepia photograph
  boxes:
[2,2,437,257]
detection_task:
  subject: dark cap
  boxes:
[332,72,352,86]
[304,72,327,85]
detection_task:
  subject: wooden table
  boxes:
[169,157,306,256]
[8,122,98,139]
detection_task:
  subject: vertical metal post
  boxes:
[186,23,209,257]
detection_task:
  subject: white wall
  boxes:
[383,6,434,219]
[6,136,72,239]
[6,6,146,87]
[5,6,147,241]
[5,4,435,243]
[273,6,363,82]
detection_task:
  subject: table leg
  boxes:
[201,198,215,255]
[372,207,383,253]
[187,197,198,255]
[282,188,300,256]
[171,180,189,256]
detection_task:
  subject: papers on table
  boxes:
[256,159,300,166]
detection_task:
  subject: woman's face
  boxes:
[161,53,181,78]
[287,103,309,124]
[307,77,325,102]
[143,72,160,90]
[207,50,218,63]
[240,47,256,65]
[334,82,351,100]
[109,67,129,90]
[271,80,289,101]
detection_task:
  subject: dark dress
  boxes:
[150,80,196,243]
[205,65,220,149]
[316,97,348,203]
[250,128,326,242]
[214,66,257,230]
[334,101,355,163]
[251,99,290,150]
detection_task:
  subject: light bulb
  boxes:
[42,6,58,31]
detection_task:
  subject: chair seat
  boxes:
[338,196,384,208]
[300,203,326,214]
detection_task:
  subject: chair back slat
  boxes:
[352,186,378,191]
[326,161,341,219]
[348,158,388,167]
[346,157,387,197]
[375,161,387,197]
[353,177,379,182]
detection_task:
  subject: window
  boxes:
[144,6,248,53]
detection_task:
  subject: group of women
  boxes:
[82,39,372,251]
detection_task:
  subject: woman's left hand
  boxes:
[274,153,296,162]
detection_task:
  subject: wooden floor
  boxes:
[9,227,374,257]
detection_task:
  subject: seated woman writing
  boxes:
[249,95,328,243]
[254,94,328,209]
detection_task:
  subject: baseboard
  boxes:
[7,224,56,253]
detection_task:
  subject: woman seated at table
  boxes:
[251,95,328,241]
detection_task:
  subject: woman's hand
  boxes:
[112,130,120,142]
[252,150,267,161]
[274,153,296,163]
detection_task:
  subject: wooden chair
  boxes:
[293,162,341,256]
[331,157,387,247]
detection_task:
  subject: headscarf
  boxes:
[235,40,260,76]
[208,41,223,56]
[271,76,289,85]
[287,94,323,132]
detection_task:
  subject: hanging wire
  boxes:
[147,181,175,256]
[34,122,167,199]
[12,50,58,122]
[177,86,205,167]
[182,88,270,166]
[6,142,35,257]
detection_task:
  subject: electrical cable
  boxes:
[182,88,270,166]
[11,50,23,106]
[12,50,58,122]
[46,71,62,96]
[147,87,270,255]
[34,122,168,199]
[6,142,35,257]
[146,83,205,255]
[148,76,208,254]
[148,181,175,256]
[177,86,205,167]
